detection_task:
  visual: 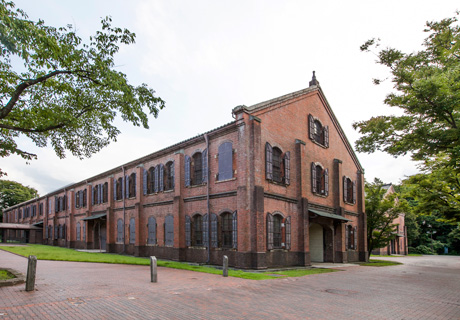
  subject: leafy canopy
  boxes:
[0,1,165,176]
[354,14,460,170]
[0,179,38,220]
[366,178,407,257]
[402,153,460,222]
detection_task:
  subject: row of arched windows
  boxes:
[143,161,175,195]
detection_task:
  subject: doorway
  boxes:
[310,223,324,262]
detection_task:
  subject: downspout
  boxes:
[122,166,126,254]
[204,133,211,264]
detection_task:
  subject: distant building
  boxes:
[2,73,368,268]
[371,183,407,255]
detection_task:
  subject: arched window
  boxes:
[347,225,354,250]
[343,176,356,204]
[116,177,123,200]
[103,182,108,203]
[164,215,174,246]
[148,167,155,194]
[218,142,233,181]
[266,212,291,250]
[193,214,203,246]
[192,152,203,185]
[128,173,136,198]
[147,216,157,245]
[164,161,175,191]
[273,214,282,248]
[311,163,329,196]
[265,143,290,185]
[185,150,207,187]
[129,218,135,244]
[117,219,123,243]
[221,212,232,248]
[309,114,329,147]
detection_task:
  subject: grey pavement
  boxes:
[1,249,459,319]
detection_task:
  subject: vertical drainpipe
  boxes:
[204,133,211,264]
[122,166,126,254]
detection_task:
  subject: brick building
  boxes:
[371,183,407,255]
[2,74,368,268]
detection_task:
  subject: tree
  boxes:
[0,1,165,176]
[0,179,38,221]
[366,178,407,258]
[354,14,460,171]
[402,154,460,221]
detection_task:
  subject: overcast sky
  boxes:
[3,0,459,195]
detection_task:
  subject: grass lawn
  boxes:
[0,269,15,280]
[0,244,335,280]
[360,259,402,267]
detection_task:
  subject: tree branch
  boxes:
[0,69,101,120]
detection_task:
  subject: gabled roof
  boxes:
[233,77,363,172]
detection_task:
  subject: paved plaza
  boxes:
[1,249,459,319]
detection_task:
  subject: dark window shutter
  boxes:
[218,142,233,181]
[185,156,191,187]
[83,223,86,241]
[171,161,175,189]
[148,216,156,245]
[266,142,273,180]
[346,226,350,250]
[143,169,148,195]
[232,211,237,249]
[343,177,348,203]
[285,216,291,250]
[284,151,290,185]
[324,168,329,196]
[129,218,135,244]
[202,214,208,247]
[324,126,329,147]
[309,114,315,140]
[114,180,117,200]
[185,215,191,246]
[154,166,159,193]
[311,163,317,193]
[132,173,136,197]
[211,213,218,248]
[75,192,78,208]
[125,175,129,199]
[99,184,103,204]
[117,219,123,242]
[165,215,174,246]
[83,189,87,207]
[159,164,164,192]
[354,226,358,250]
[45,224,48,238]
[91,187,95,205]
[55,196,58,213]
[202,149,208,184]
[353,180,357,204]
[267,213,274,250]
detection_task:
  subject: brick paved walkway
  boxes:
[1,250,459,319]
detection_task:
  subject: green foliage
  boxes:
[0,179,38,220]
[366,178,407,257]
[360,259,402,267]
[354,14,460,170]
[447,224,460,254]
[0,1,165,176]
[0,269,15,280]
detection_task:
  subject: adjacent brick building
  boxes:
[371,183,408,255]
[2,74,368,268]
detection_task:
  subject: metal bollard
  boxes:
[223,255,228,277]
[25,255,37,291]
[150,256,157,283]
